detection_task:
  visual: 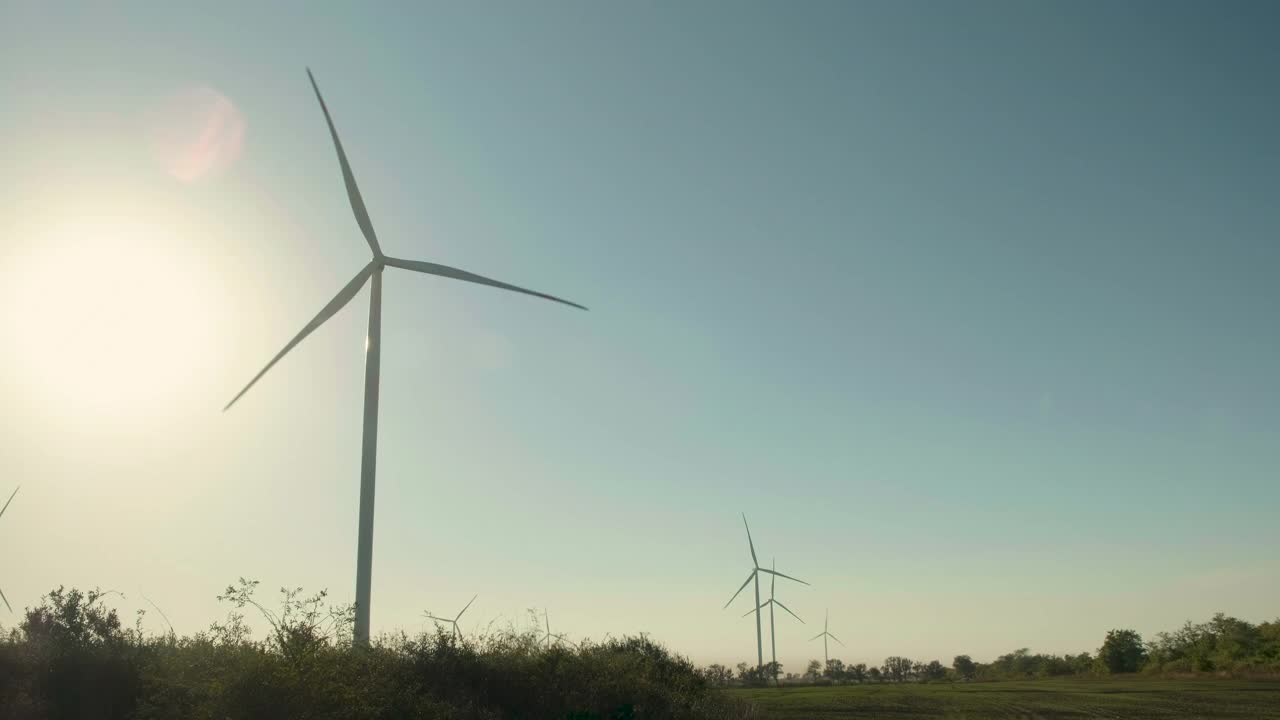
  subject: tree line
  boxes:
[699,612,1280,687]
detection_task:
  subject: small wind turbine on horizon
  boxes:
[542,610,574,650]
[809,608,845,668]
[724,513,808,671]
[0,486,17,612]
[424,594,477,640]
[223,69,587,646]
[743,556,804,684]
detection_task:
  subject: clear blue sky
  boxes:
[1,1,1277,670]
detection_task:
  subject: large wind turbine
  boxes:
[424,594,477,640]
[808,608,845,668]
[724,514,808,670]
[743,556,804,684]
[224,69,587,646]
[0,486,16,612]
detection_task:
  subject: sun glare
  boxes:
[1,201,226,432]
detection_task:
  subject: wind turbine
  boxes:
[743,557,804,684]
[542,609,574,649]
[808,608,845,668]
[724,514,808,671]
[0,486,16,612]
[223,69,587,646]
[424,594,477,640]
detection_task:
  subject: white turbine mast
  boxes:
[224,69,586,646]
[723,513,808,671]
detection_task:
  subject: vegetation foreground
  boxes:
[3,583,1278,719]
[731,677,1280,719]
[0,583,751,720]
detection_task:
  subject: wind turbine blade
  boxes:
[0,587,8,612]
[423,614,453,623]
[741,600,771,618]
[770,557,776,596]
[741,513,758,567]
[0,485,17,520]
[384,256,586,311]
[306,68,383,258]
[829,633,846,646]
[773,599,805,624]
[456,594,477,621]
[723,570,755,609]
[758,568,810,586]
[223,263,375,411]
[808,631,824,642]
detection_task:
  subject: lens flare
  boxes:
[146,86,246,183]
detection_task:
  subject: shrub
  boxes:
[0,584,750,720]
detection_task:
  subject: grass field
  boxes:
[729,678,1280,719]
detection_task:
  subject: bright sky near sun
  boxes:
[1,1,1278,671]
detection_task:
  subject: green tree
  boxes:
[1098,629,1147,674]
[953,654,977,680]
[923,660,947,681]
[882,656,913,682]
[1068,652,1094,674]
[763,660,783,686]
[702,664,732,687]
[824,658,845,683]
[805,659,822,683]
[848,662,868,683]
[867,666,883,682]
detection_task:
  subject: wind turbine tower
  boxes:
[224,70,587,646]
[809,608,846,668]
[724,514,808,671]
[744,556,804,684]
[542,609,573,649]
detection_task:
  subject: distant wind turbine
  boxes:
[223,69,587,646]
[724,514,809,670]
[0,486,16,612]
[809,608,845,668]
[542,610,574,649]
[424,594,477,640]
[744,557,804,684]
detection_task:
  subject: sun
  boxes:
[1,197,226,433]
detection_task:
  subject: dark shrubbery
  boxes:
[0,583,753,720]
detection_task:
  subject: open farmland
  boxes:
[731,678,1280,719]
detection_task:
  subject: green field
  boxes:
[729,678,1280,719]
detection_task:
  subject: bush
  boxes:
[0,584,752,720]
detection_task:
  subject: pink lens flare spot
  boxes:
[147,86,246,183]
